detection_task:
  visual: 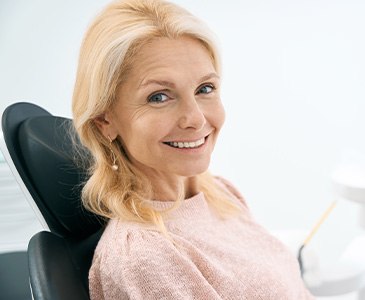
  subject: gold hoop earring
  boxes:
[107,136,118,171]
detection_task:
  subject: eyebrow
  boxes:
[138,72,220,89]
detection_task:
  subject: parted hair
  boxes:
[72,0,239,230]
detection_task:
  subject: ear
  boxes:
[93,112,118,140]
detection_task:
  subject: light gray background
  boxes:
[1,0,365,268]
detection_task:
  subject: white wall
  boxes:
[1,0,365,266]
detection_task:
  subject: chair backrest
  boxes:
[1,102,105,299]
[2,102,103,238]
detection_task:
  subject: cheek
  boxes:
[127,115,169,146]
[219,103,226,127]
[211,101,225,131]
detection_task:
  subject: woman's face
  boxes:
[100,36,225,182]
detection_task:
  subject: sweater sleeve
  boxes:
[89,226,221,300]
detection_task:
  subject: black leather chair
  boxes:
[1,102,105,300]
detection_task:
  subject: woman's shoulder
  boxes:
[89,220,185,299]
[89,219,193,289]
[213,175,249,209]
[91,219,183,274]
[94,219,162,257]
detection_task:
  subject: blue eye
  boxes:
[148,93,169,103]
[197,84,214,95]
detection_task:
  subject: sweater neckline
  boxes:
[144,191,204,210]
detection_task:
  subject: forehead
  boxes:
[125,36,216,85]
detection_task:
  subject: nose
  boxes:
[177,96,206,130]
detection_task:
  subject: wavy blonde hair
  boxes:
[72,0,240,230]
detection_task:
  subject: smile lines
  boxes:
[164,137,206,149]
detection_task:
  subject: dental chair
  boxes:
[1,102,105,300]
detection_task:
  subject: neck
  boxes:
[151,175,199,201]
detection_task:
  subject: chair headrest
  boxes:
[18,115,104,238]
[2,102,104,238]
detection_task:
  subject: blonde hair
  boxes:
[72,0,239,230]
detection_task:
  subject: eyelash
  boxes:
[147,92,169,104]
[147,83,216,104]
[196,83,215,95]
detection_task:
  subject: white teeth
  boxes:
[166,137,205,149]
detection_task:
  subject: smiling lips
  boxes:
[164,137,206,149]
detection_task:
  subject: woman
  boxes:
[72,0,314,299]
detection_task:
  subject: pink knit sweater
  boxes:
[89,178,314,299]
